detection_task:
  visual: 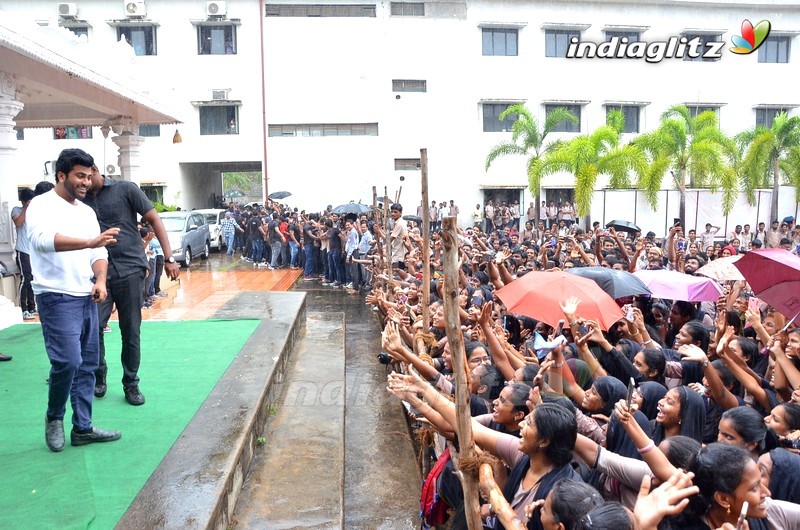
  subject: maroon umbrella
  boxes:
[734,249,800,317]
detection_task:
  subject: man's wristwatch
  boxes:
[166,256,176,264]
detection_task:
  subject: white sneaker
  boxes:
[344,283,354,289]
[23,311,34,320]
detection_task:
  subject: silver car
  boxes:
[196,208,228,251]
[159,211,211,267]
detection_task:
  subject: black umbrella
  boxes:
[403,215,423,224]
[567,266,651,299]
[331,203,371,215]
[224,189,245,198]
[268,191,292,200]
[605,220,641,233]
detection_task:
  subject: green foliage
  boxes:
[154,201,178,212]
[485,104,578,201]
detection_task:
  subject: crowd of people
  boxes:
[295,198,799,530]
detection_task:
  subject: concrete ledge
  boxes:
[116,291,307,530]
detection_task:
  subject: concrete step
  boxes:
[233,311,346,529]
[116,291,307,530]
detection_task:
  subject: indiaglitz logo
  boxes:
[730,19,771,54]
[566,35,724,62]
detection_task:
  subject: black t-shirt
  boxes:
[288,224,301,243]
[248,217,263,240]
[303,224,317,246]
[328,226,342,252]
[267,220,282,243]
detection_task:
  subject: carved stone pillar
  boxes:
[0,72,24,322]
[112,131,146,186]
[0,72,24,263]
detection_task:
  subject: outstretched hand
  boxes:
[559,296,580,317]
[633,470,698,530]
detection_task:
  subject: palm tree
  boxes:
[485,104,578,220]
[537,109,645,217]
[738,112,800,223]
[634,105,737,226]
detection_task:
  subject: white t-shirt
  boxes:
[26,190,107,296]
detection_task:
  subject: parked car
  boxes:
[159,211,211,267]
[196,208,227,251]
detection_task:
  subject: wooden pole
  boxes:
[395,186,402,205]
[384,186,391,277]
[479,464,526,530]
[442,216,482,530]
[420,148,431,330]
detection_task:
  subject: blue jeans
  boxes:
[251,239,264,263]
[37,292,99,431]
[225,232,235,255]
[289,241,299,266]
[270,241,282,268]
[328,249,344,284]
[304,244,317,277]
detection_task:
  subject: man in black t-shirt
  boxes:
[248,214,265,265]
[267,213,285,269]
[323,219,345,287]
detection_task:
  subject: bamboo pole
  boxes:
[420,148,431,330]
[441,216,482,530]
[478,464,526,530]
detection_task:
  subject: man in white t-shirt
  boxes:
[26,148,122,452]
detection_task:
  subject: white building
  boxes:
[4,0,800,226]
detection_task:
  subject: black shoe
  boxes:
[0,353,11,361]
[124,386,145,406]
[94,383,107,398]
[70,427,121,446]
[46,416,65,452]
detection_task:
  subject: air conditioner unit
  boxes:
[211,89,229,100]
[58,2,78,18]
[105,164,119,176]
[124,0,146,18]
[206,1,227,17]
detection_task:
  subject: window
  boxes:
[682,33,720,62]
[198,25,236,55]
[482,104,516,132]
[66,26,88,38]
[264,4,376,17]
[53,126,92,139]
[392,79,426,92]
[482,28,518,56]
[199,105,238,135]
[14,127,23,140]
[545,105,581,132]
[395,158,421,170]
[117,26,157,56]
[390,2,424,16]
[141,185,164,204]
[758,36,790,63]
[687,105,720,118]
[605,106,640,133]
[756,107,790,128]
[545,29,580,57]
[138,124,161,137]
[604,30,640,42]
[267,123,379,137]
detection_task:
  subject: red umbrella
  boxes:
[494,271,624,330]
[734,248,800,317]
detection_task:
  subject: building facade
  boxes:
[5,0,800,223]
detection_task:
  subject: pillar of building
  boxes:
[0,71,25,324]
[110,118,145,186]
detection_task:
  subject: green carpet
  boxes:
[0,319,260,530]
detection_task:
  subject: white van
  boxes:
[196,208,228,251]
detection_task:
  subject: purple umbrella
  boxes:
[634,269,723,302]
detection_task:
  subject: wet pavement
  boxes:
[209,253,421,529]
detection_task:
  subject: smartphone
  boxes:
[737,501,748,530]
[676,240,685,251]
[626,377,635,411]
[748,296,760,313]
[625,305,635,322]
[673,218,681,227]
[548,237,557,248]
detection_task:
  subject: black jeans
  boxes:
[15,251,35,312]
[96,269,146,389]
